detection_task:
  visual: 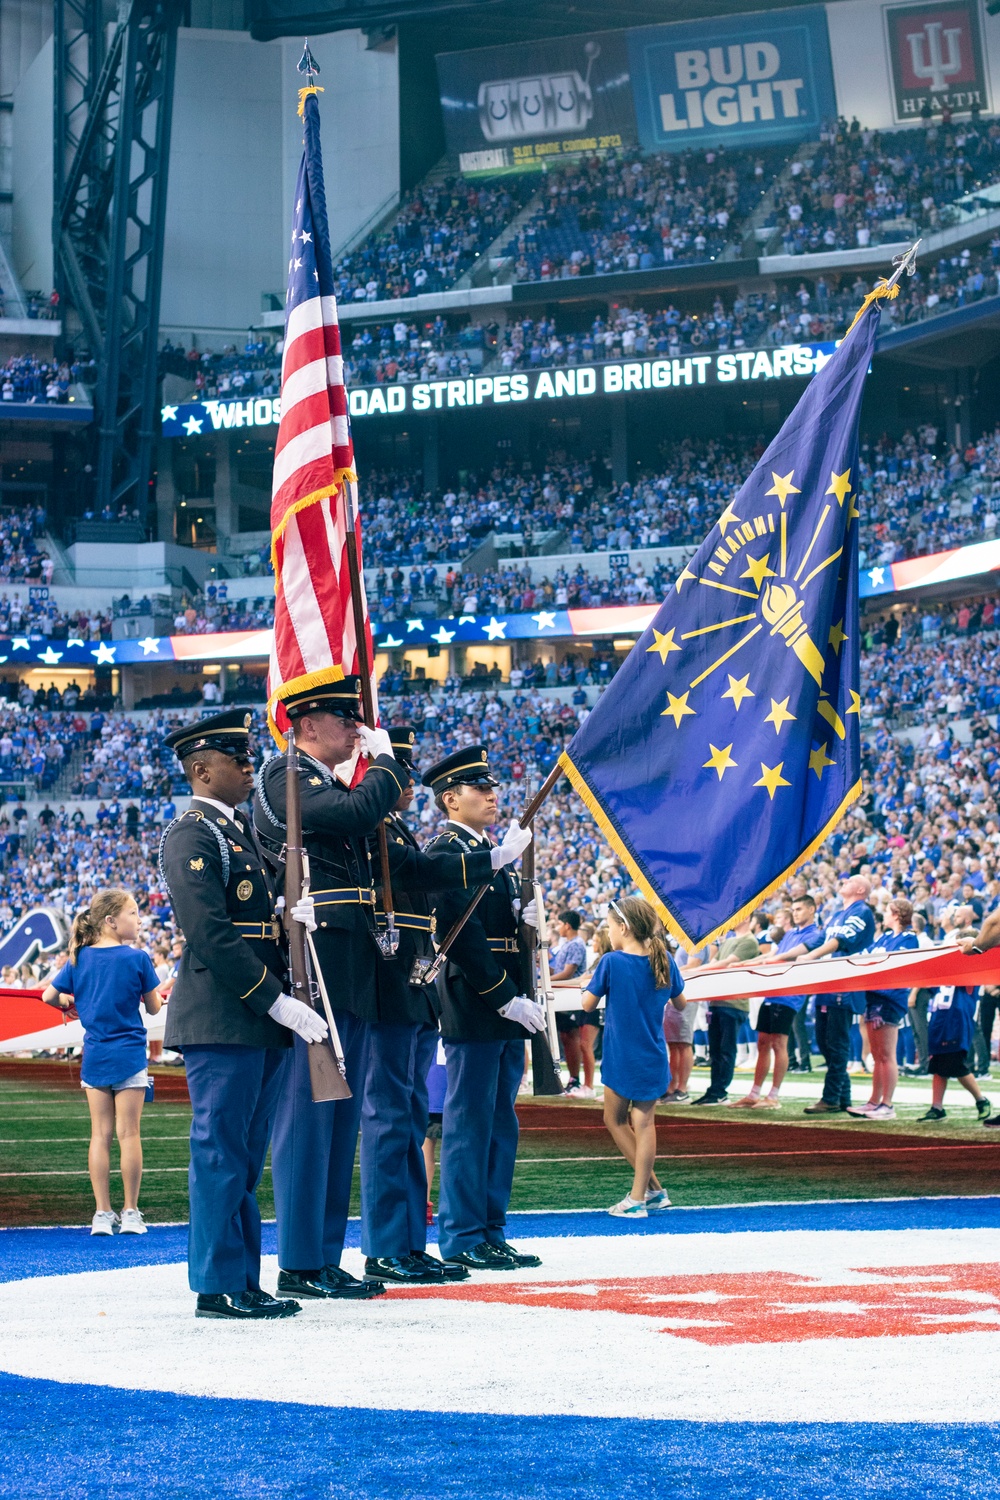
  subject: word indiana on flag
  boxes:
[266,85,376,750]
[560,300,882,948]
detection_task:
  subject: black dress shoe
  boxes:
[245,1289,301,1316]
[489,1240,542,1268]
[195,1292,284,1320]
[444,1241,523,1272]
[277,1267,385,1300]
[364,1255,444,1284]
[409,1249,469,1281]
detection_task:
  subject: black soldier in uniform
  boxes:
[160,709,327,1320]
[254,682,531,1298]
[421,746,546,1272]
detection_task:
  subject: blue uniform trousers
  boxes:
[183,1044,285,1295]
[360,1021,438,1258]
[438,1039,522,1259]
[817,999,853,1108]
[270,1008,369,1272]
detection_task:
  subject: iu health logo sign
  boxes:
[884,1,990,121]
[628,4,837,154]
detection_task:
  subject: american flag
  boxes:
[267,87,376,751]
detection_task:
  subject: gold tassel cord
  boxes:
[844,278,900,337]
[297,83,324,117]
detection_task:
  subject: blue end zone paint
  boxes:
[2,1197,999,1284]
[3,1374,1000,1500]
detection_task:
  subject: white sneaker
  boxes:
[91,1210,119,1236]
[575,1084,596,1099]
[564,1081,585,1097]
[608,1195,648,1218]
[644,1189,672,1213]
[868,1103,896,1120]
[846,1102,876,1117]
[119,1209,148,1235]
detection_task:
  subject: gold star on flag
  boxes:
[703,743,737,780]
[721,673,755,710]
[646,628,681,665]
[675,566,696,593]
[755,761,791,799]
[828,619,848,655]
[809,742,837,781]
[740,552,776,591]
[825,469,852,506]
[847,688,862,716]
[765,470,801,508]
[764,697,796,734]
[662,691,696,728]
[717,502,742,536]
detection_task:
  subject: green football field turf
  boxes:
[1,1060,998,1226]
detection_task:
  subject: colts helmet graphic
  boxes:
[478,41,601,142]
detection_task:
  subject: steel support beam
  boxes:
[54,0,181,526]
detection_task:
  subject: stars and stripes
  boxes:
[267,87,376,748]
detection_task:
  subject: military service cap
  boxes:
[281,676,363,722]
[163,709,254,762]
[421,744,498,796]
[388,725,417,770]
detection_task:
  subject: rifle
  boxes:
[412,761,563,989]
[519,837,564,1096]
[283,725,352,1102]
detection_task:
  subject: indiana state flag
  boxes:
[560,302,882,947]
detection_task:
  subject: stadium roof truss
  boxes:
[53,0,183,526]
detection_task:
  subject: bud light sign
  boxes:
[627,6,836,153]
[884,1,989,120]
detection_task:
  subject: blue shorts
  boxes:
[865,995,906,1029]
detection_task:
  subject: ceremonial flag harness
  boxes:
[267,86,376,749]
[560,303,882,948]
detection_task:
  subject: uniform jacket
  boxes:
[428,821,530,1044]
[254,754,493,1023]
[160,800,288,1049]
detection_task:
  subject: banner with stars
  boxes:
[559,303,880,948]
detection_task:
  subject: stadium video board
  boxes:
[437,5,837,174]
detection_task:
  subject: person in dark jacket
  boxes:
[422,745,545,1273]
[160,709,325,1321]
[254,685,529,1299]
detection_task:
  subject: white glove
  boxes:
[290,895,316,932]
[491,820,533,870]
[357,724,393,760]
[498,994,547,1033]
[520,898,537,929]
[268,993,329,1043]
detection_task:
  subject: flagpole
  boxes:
[343,479,399,960]
[844,238,921,336]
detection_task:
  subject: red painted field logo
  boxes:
[399,1263,1000,1343]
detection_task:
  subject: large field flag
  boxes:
[560,299,884,948]
[266,84,376,750]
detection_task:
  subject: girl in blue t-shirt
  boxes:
[580,896,685,1220]
[43,889,161,1237]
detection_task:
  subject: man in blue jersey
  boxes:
[795,876,876,1115]
[730,894,824,1109]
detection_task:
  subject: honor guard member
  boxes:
[254,683,530,1300]
[159,709,326,1321]
[361,727,475,1286]
[422,746,546,1273]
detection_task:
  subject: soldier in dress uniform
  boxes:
[254,683,530,1299]
[160,709,327,1321]
[421,746,548,1272]
[361,726,468,1286]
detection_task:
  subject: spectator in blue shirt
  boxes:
[549,910,594,1097]
[847,898,920,1121]
[797,875,876,1115]
[732,894,824,1110]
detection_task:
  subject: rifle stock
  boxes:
[283,726,352,1103]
